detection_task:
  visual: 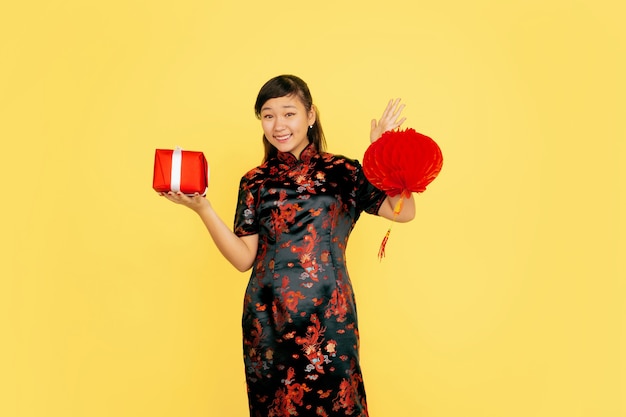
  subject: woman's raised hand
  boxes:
[370,98,406,143]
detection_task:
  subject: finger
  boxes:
[161,192,175,202]
[389,99,404,118]
[377,99,392,121]
[169,191,185,200]
[176,191,191,202]
[395,102,405,115]
[390,101,406,124]
[382,99,403,123]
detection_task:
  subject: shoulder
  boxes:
[318,151,360,166]
[236,161,272,193]
[318,152,362,173]
[241,160,272,181]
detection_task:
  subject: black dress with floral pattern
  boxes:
[234,144,386,417]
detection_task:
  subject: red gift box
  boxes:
[152,147,210,196]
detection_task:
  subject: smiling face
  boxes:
[260,94,316,159]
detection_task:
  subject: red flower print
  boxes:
[284,290,305,313]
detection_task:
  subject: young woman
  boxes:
[162,75,415,416]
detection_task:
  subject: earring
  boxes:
[309,125,313,129]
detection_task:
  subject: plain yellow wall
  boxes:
[1,0,624,416]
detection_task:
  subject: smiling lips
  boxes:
[274,133,292,142]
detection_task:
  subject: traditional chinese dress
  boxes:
[234,144,386,417]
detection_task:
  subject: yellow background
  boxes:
[1,0,624,416]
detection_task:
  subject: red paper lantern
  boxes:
[364,127,443,197]
[363,128,443,258]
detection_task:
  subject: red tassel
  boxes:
[378,196,405,260]
[378,228,391,260]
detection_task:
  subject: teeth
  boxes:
[275,134,291,141]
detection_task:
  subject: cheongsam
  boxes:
[234,143,387,417]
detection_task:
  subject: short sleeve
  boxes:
[354,159,387,215]
[233,175,259,237]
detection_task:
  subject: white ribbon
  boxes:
[170,146,182,193]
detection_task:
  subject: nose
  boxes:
[274,116,286,131]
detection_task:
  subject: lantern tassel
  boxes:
[378,196,404,260]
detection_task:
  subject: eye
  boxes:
[285,112,295,117]
[263,114,273,119]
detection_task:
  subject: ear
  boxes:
[308,105,317,126]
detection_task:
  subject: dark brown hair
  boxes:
[254,75,326,162]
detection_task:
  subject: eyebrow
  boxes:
[261,104,298,112]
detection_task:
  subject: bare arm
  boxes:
[161,192,258,272]
[378,194,415,222]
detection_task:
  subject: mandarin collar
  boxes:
[277,143,318,166]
